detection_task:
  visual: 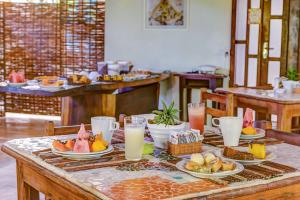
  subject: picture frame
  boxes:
[144,0,189,30]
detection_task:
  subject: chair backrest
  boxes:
[46,121,91,136]
[233,84,273,90]
[266,129,300,146]
[201,89,234,118]
[253,120,273,130]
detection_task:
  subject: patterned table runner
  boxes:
[33,147,297,186]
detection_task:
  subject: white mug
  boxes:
[212,117,243,147]
[91,116,120,143]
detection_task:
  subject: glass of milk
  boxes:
[124,116,146,161]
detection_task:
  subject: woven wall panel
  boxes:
[5,94,61,115]
[60,0,105,75]
[0,2,5,116]
[2,2,61,116]
[0,0,105,116]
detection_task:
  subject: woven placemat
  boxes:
[219,161,297,184]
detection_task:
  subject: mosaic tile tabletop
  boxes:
[217,87,300,103]
[3,134,300,200]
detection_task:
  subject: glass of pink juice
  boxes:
[188,103,205,134]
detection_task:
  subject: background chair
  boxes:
[45,121,91,136]
[201,89,234,118]
[45,121,125,144]
[266,129,300,146]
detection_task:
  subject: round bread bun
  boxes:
[190,153,205,166]
[204,152,217,164]
[221,161,236,171]
[211,158,222,172]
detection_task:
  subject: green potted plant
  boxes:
[147,101,185,149]
[282,68,299,93]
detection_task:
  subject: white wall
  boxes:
[105,0,232,112]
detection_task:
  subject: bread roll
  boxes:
[211,158,222,172]
[221,161,235,171]
[191,153,205,166]
[204,152,217,164]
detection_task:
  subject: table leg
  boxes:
[209,79,217,91]
[185,88,193,122]
[187,88,192,104]
[277,106,292,132]
[61,93,105,125]
[17,161,39,200]
[179,77,185,121]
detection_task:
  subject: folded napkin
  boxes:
[243,108,254,128]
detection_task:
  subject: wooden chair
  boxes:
[46,121,124,142]
[233,84,273,90]
[266,129,300,146]
[44,122,93,200]
[201,89,234,118]
[45,121,91,136]
[253,120,273,130]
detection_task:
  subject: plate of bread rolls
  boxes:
[176,152,244,178]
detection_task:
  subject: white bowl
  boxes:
[147,122,186,149]
[282,80,299,93]
[151,134,169,149]
[198,65,217,74]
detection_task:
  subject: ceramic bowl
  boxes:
[147,122,186,149]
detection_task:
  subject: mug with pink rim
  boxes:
[212,117,243,147]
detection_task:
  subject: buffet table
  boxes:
[2,128,300,200]
[0,73,169,125]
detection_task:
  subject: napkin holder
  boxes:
[168,142,202,156]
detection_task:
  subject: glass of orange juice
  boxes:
[188,103,205,134]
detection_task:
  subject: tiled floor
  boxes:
[0,116,59,200]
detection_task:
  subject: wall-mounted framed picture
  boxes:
[145,0,189,29]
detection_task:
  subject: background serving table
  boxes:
[217,87,300,132]
[3,129,300,200]
[0,74,169,125]
[175,73,226,121]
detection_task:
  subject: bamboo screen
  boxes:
[0,2,4,115]
[60,0,105,75]
[0,0,105,116]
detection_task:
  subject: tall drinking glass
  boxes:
[124,116,146,161]
[188,103,205,134]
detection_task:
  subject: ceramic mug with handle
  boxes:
[212,117,243,146]
[91,116,120,143]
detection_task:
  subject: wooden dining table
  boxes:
[3,128,300,200]
[217,87,300,132]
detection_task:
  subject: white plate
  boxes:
[240,128,265,140]
[176,159,244,178]
[208,127,266,140]
[40,85,64,91]
[52,145,114,160]
[218,147,276,165]
[8,82,27,87]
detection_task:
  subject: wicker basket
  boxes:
[168,142,202,156]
